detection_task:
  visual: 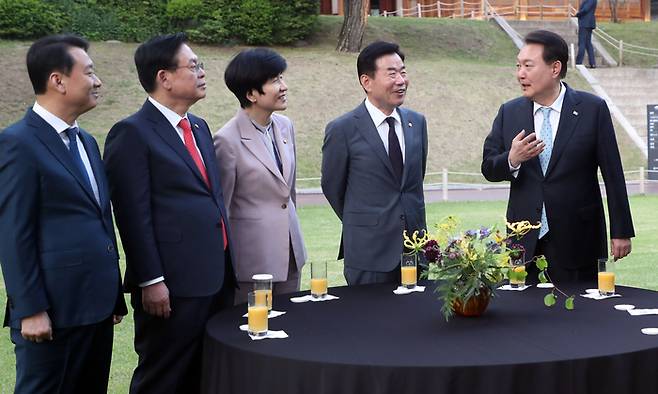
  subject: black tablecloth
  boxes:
[202,282,658,394]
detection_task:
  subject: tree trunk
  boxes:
[608,0,619,22]
[336,0,369,52]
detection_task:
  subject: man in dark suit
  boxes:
[321,41,428,286]
[103,33,235,393]
[482,30,634,282]
[576,0,598,68]
[0,34,126,393]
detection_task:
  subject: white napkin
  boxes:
[242,310,287,319]
[536,283,555,289]
[393,285,425,295]
[498,284,531,291]
[580,292,621,300]
[239,324,289,340]
[289,294,339,303]
[627,308,658,316]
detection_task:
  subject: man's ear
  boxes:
[49,72,66,94]
[157,69,172,91]
[552,61,563,79]
[359,74,371,93]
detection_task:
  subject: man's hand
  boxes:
[142,281,171,318]
[21,311,53,342]
[508,130,545,168]
[611,238,632,261]
[113,315,124,325]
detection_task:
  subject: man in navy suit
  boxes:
[103,33,235,394]
[482,30,634,282]
[576,0,598,68]
[0,34,126,393]
[321,41,428,286]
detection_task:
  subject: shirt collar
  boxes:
[533,82,566,115]
[148,96,188,130]
[32,102,78,134]
[364,98,401,128]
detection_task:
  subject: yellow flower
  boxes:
[506,220,541,238]
[403,230,430,252]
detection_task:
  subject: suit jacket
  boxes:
[103,100,234,297]
[0,108,126,329]
[321,102,428,272]
[213,110,307,282]
[481,84,634,269]
[577,0,597,29]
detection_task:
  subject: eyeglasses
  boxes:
[173,62,204,73]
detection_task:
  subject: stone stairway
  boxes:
[588,67,658,140]
[506,20,609,66]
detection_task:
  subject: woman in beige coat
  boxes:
[214,48,307,304]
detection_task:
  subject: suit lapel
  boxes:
[546,86,581,177]
[398,108,413,187]
[78,131,107,209]
[142,101,209,189]
[237,110,286,184]
[354,102,396,180]
[28,110,99,208]
[271,116,292,185]
[520,98,543,176]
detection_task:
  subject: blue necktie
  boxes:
[538,107,553,238]
[65,127,93,191]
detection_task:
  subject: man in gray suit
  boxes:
[321,41,428,286]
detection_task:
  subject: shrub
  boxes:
[0,0,66,39]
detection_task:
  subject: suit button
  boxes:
[400,215,405,220]
[107,244,115,253]
[281,203,287,209]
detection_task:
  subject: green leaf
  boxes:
[544,293,557,307]
[565,296,575,310]
[538,271,548,283]
[536,255,548,270]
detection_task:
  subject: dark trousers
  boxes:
[11,317,114,394]
[129,281,234,394]
[344,266,400,286]
[527,233,597,284]
[234,248,301,305]
[576,27,596,66]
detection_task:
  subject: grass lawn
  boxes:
[597,21,658,68]
[1,195,657,391]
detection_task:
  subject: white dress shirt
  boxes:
[510,82,566,176]
[364,98,405,163]
[32,102,100,204]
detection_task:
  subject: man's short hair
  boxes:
[134,32,188,93]
[26,34,90,95]
[357,41,405,79]
[524,30,569,78]
[224,48,287,109]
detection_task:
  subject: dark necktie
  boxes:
[386,117,403,183]
[65,127,93,190]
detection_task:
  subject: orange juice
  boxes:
[255,289,273,311]
[311,278,328,297]
[248,305,268,334]
[510,265,526,286]
[598,271,615,294]
[401,266,417,286]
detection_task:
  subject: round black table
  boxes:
[202,282,658,394]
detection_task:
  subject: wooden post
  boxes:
[460,0,465,17]
[570,43,576,68]
[442,168,449,201]
[437,0,441,17]
[643,0,651,21]
[619,40,623,66]
[384,10,388,16]
[417,2,422,16]
[640,167,645,195]
[519,0,527,20]
[481,0,485,19]
[540,0,544,20]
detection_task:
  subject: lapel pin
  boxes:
[194,123,200,128]
[408,122,413,128]
[283,138,287,144]
[572,111,578,116]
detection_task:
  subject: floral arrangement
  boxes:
[403,216,574,320]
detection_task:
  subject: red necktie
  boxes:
[179,118,228,250]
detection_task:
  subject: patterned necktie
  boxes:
[65,127,93,191]
[537,107,553,238]
[385,117,403,183]
[179,118,227,250]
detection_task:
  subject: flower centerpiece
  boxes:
[403,216,574,320]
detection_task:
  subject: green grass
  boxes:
[597,21,658,68]
[1,196,657,391]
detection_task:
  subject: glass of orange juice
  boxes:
[247,291,268,337]
[311,261,328,299]
[252,274,273,311]
[598,258,615,296]
[401,253,417,289]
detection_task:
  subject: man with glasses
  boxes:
[104,33,235,393]
[0,34,126,393]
